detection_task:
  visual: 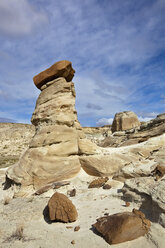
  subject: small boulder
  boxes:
[92,209,151,245]
[74,226,80,232]
[88,177,109,188]
[68,188,76,197]
[103,184,111,190]
[48,192,78,222]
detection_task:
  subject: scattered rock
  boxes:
[71,240,75,245]
[88,177,109,188]
[48,192,78,222]
[66,226,73,229]
[68,189,76,197]
[125,202,130,207]
[34,181,70,195]
[92,209,151,245]
[103,184,111,190]
[74,226,80,232]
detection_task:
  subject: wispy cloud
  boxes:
[0,0,48,36]
[96,118,113,127]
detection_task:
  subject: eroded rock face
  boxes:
[112,111,140,133]
[48,192,78,222]
[122,175,165,227]
[33,60,75,89]
[92,209,151,244]
[6,77,82,190]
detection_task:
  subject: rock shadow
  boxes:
[43,205,52,224]
[90,226,103,238]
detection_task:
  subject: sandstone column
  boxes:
[6,60,97,190]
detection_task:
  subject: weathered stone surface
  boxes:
[78,138,98,155]
[113,160,157,181]
[112,111,140,133]
[7,149,81,189]
[6,74,97,192]
[92,209,151,244]
[31,78,78,126]
[88,177,108,188]
[122,176,165,227]
[80,154,135,177]
[33,60,75,89]
[48,192,78,222]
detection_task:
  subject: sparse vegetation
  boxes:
[5,224,24,242]
[0,156,19,168]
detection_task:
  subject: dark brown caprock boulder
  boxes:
[48,192,78,222]
[92,209,151,245]
[33,60,75,89]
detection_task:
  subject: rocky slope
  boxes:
[0,123,35,169]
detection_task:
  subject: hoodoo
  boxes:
[6,60,97,193]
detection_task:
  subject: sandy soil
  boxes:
[0,168,165,248]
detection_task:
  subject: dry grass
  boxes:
[12,225,24,240]
[5,224,24,242]
[4,224,35,243]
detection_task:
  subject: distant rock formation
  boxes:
[6,61,98,192]
[111,111,140,133]
[101,113,165,147]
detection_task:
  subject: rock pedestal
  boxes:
[6,62,98,191]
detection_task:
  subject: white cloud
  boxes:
[96,118,113,127]
[138,116,152,122]
[0,0,48,36]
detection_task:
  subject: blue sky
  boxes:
[0,0,165,126]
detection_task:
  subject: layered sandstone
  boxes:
[6,63,98,192]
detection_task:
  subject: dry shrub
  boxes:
[6,224,24,242]
[13,225,24,240]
